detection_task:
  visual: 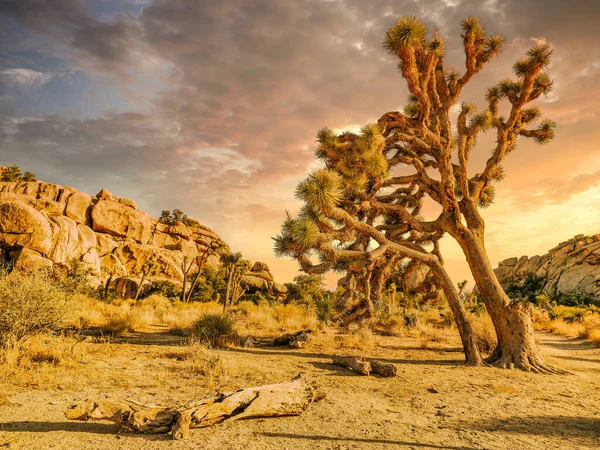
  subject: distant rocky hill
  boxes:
[0,166,285,298]
[494,234,600,298]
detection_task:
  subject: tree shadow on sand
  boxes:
[0,421,170,441]
[260,432,478,449]
[468,415,600,439]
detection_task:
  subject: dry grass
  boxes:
[0,334,81,372]
[419,327,447,349]
[165,338,228,387]
[0,392,12,406]
[470,314,497,355]
[533,308,600,347]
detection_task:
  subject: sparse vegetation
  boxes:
[192,313,238,347]
[0,165,36,182]
[0,272,73,346]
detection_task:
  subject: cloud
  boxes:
[0,68,52,89]
[1,0,600,284]
[0,0,152,79]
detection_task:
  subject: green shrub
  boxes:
[0,274,72,346]
[313,294,336,324]
[145,280,182,299]
[192,313,237,347]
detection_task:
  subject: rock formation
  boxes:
[494,234,600,298]
[0,167,286,298]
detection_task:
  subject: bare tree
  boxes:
[135,261,159,301]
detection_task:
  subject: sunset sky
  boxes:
[1,0,599,288]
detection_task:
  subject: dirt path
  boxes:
[1,331,599,449]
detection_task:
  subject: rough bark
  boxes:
[454,229,566,373]
[332,355,371,375]
[370,360,397,377]
[430,262,483,366]
[223,266,233,313]
[65,375,320,440]
[273,330,312,348]
[332,355,397,377]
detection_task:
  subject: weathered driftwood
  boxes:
[272,330,312,348]
[332,355,371,375]
[370,360,397,377]
[65,375,318,440]
[332,355,397,377]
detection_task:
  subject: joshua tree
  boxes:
[135,261,159,301]
[274,124,482,365]
[184,239,224,303]
[221,251,251,312]
[371,16,559,372]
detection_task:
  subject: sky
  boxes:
[1,0,599,289]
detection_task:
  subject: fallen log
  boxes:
[65,375,319,440]
[371,360,397,377]
[332,355,371,375]
[331,355,397,377]
[272,330,312,348]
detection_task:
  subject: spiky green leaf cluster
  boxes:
[469,111,492,132]
[383,16,427,54]
[460,16,484,38]
[295,170,343,212]
[534,119,557,144]
[478,185,496,208]
[533,72,553,95]
[485,35,505,54]
[520,107,542,124]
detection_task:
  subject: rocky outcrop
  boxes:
[244,261,288,296]
[0,170,285,298]
[494,234,600,298]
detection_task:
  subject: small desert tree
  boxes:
[1,165,36,182]
[221,251,251,312]
[184,239,224,303]
[135,261,159,301]
[373,16,559,372]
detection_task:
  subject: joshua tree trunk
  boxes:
[363,266,375,319]
[103,274,113,300]
[181,274,187,302]
[134,273,147,301]
[453,229,563,373]
[223,268,234,313]
[429,262,483,366]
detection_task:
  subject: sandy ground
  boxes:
[0,330,599,450]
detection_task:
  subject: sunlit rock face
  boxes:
[494,234,600,298]
[0,168,285,298]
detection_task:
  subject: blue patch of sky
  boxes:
[86,0,152,20]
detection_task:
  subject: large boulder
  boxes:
[65,191,92,224]
[0,201,53,255]
[91,199,154,244]
[114,277,151,299]
[113,243,184,281]
[12,248,53,274]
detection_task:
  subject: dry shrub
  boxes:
[166,339,228,386]
[587,327,600,347]
[0,334,79,368]
[0,273,73,346]
[192,313,238,347]
[419,327,447,349]
[377,316,404,337]
[334,327,376,350]
[470,314,497,355]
